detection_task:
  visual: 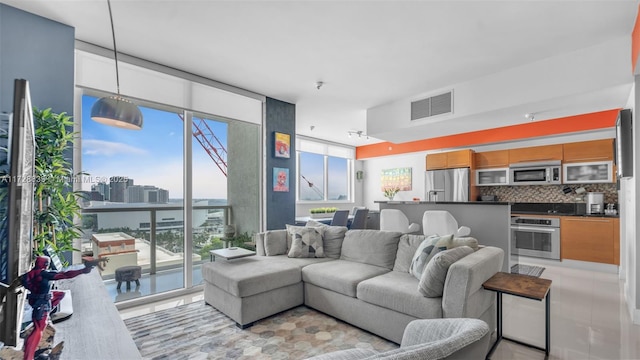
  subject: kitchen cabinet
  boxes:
[476,168,509,186]
[426,153,448,170]
[563,139,614,162]
[508,144,563,164]
[474,150,509,169]
[560,217,618,265]
[563,161,614,183]
[426,149,473,170]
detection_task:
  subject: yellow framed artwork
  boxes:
[381,167,412,191]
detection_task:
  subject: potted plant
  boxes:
[383,186,400,201]
[309,207,338,218]
[33,107,86,264]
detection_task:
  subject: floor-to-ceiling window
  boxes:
[80,94,233,303]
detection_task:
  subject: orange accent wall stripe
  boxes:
[355,109,620,160]
[633,3,640,73]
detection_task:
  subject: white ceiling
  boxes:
[4,0,639,147]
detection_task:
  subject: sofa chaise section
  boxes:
[202,253,331,328]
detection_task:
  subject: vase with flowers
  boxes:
[383,186,400,201]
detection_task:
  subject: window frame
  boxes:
[295,137,355,204]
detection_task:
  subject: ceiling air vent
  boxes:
[410,90,453,120]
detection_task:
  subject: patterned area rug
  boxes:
[511,264,545,277]
[124,302,398,359]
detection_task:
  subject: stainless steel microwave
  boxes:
[509,161,562,185]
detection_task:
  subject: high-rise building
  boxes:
[91,182,110,201]
[110,176,131,203]
[125,185,145,203]
[123,184,170,203]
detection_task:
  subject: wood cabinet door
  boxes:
[561,217,614,264]
[474,150,509,169]
[447,149,473,168]
[563,139,614,162]
[509,144,563,164]
[426,153,448,170]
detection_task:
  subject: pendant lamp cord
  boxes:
[107,0,121,95]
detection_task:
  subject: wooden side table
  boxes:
[482,272,552,359]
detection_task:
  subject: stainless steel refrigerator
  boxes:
[425,168,470,202]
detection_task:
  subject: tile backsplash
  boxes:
[478,183,618,204]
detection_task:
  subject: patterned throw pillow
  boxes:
[418,246,474,297]
[409,234,453,279]
[288,227,325,258]
[435,236,479,251]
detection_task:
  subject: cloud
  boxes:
[83,139,148,156]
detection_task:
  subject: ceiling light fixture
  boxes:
[525,113,535,121]
[316,81,324,90]
[347,130,369,140]
[91,0,143,130]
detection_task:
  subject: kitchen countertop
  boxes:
[375,200,511,205]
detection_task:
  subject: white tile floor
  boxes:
[492,262,640,360]
[119,262,640,359]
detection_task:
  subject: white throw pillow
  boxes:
[409,234,451,279]
[418,246,474,297]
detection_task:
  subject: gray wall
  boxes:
[265,97,296,229]
[0,4,74,115]
[227,120,261,237]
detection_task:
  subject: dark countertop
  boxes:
[375,200,511,205]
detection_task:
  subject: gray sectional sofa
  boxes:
[201,222,504,345]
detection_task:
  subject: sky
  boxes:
[81,95,228,199]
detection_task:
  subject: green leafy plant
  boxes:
[33,107,86,262]
[309,207,338,214]
[230,232,255,250]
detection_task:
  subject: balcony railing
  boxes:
[81,203,231,277]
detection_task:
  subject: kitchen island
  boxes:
[377,201,511,272]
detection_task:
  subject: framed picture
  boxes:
[274,132,291,158]
[273,167,289,192]
[381,167,412,191]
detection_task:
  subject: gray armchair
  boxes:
[306,318,490,360]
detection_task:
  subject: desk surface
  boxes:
[482,272,552,301]
[55,270,141,359]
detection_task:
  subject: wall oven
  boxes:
[511,216,560,260]
[509,161,562,185]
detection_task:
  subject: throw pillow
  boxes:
[288,227,325,258]
[305,220,348,259]
[418,245,474,297]
[264,230,288,256]
[285,224,307,251]
[393,234,427,273]
[435,236,479,251]
[409,234,450,279]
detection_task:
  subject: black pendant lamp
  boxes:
[91,0,143,130]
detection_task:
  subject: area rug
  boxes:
[511,264,545,277]
[124,302,398,360]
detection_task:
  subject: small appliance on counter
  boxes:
[586,192,604,214]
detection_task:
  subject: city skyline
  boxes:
[81,95,228,199]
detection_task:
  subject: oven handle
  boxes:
[511,225,558,232]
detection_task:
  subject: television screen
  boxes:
[0,79,36,346]
[615,109,633,178]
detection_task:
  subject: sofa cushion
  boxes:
[393,234,427,273]
[435,236,479,251]
[288,227,325,258]
[419,246,474,297]
[357,271,443,319]
[302,260,390,297]
[285,224,306,251]
[202,255,332,297]
[305,220,348,259]
[340,230,402,270]
[409,234,446,279]
[264,230,288,256]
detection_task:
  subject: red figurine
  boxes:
[19,256,103,360]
